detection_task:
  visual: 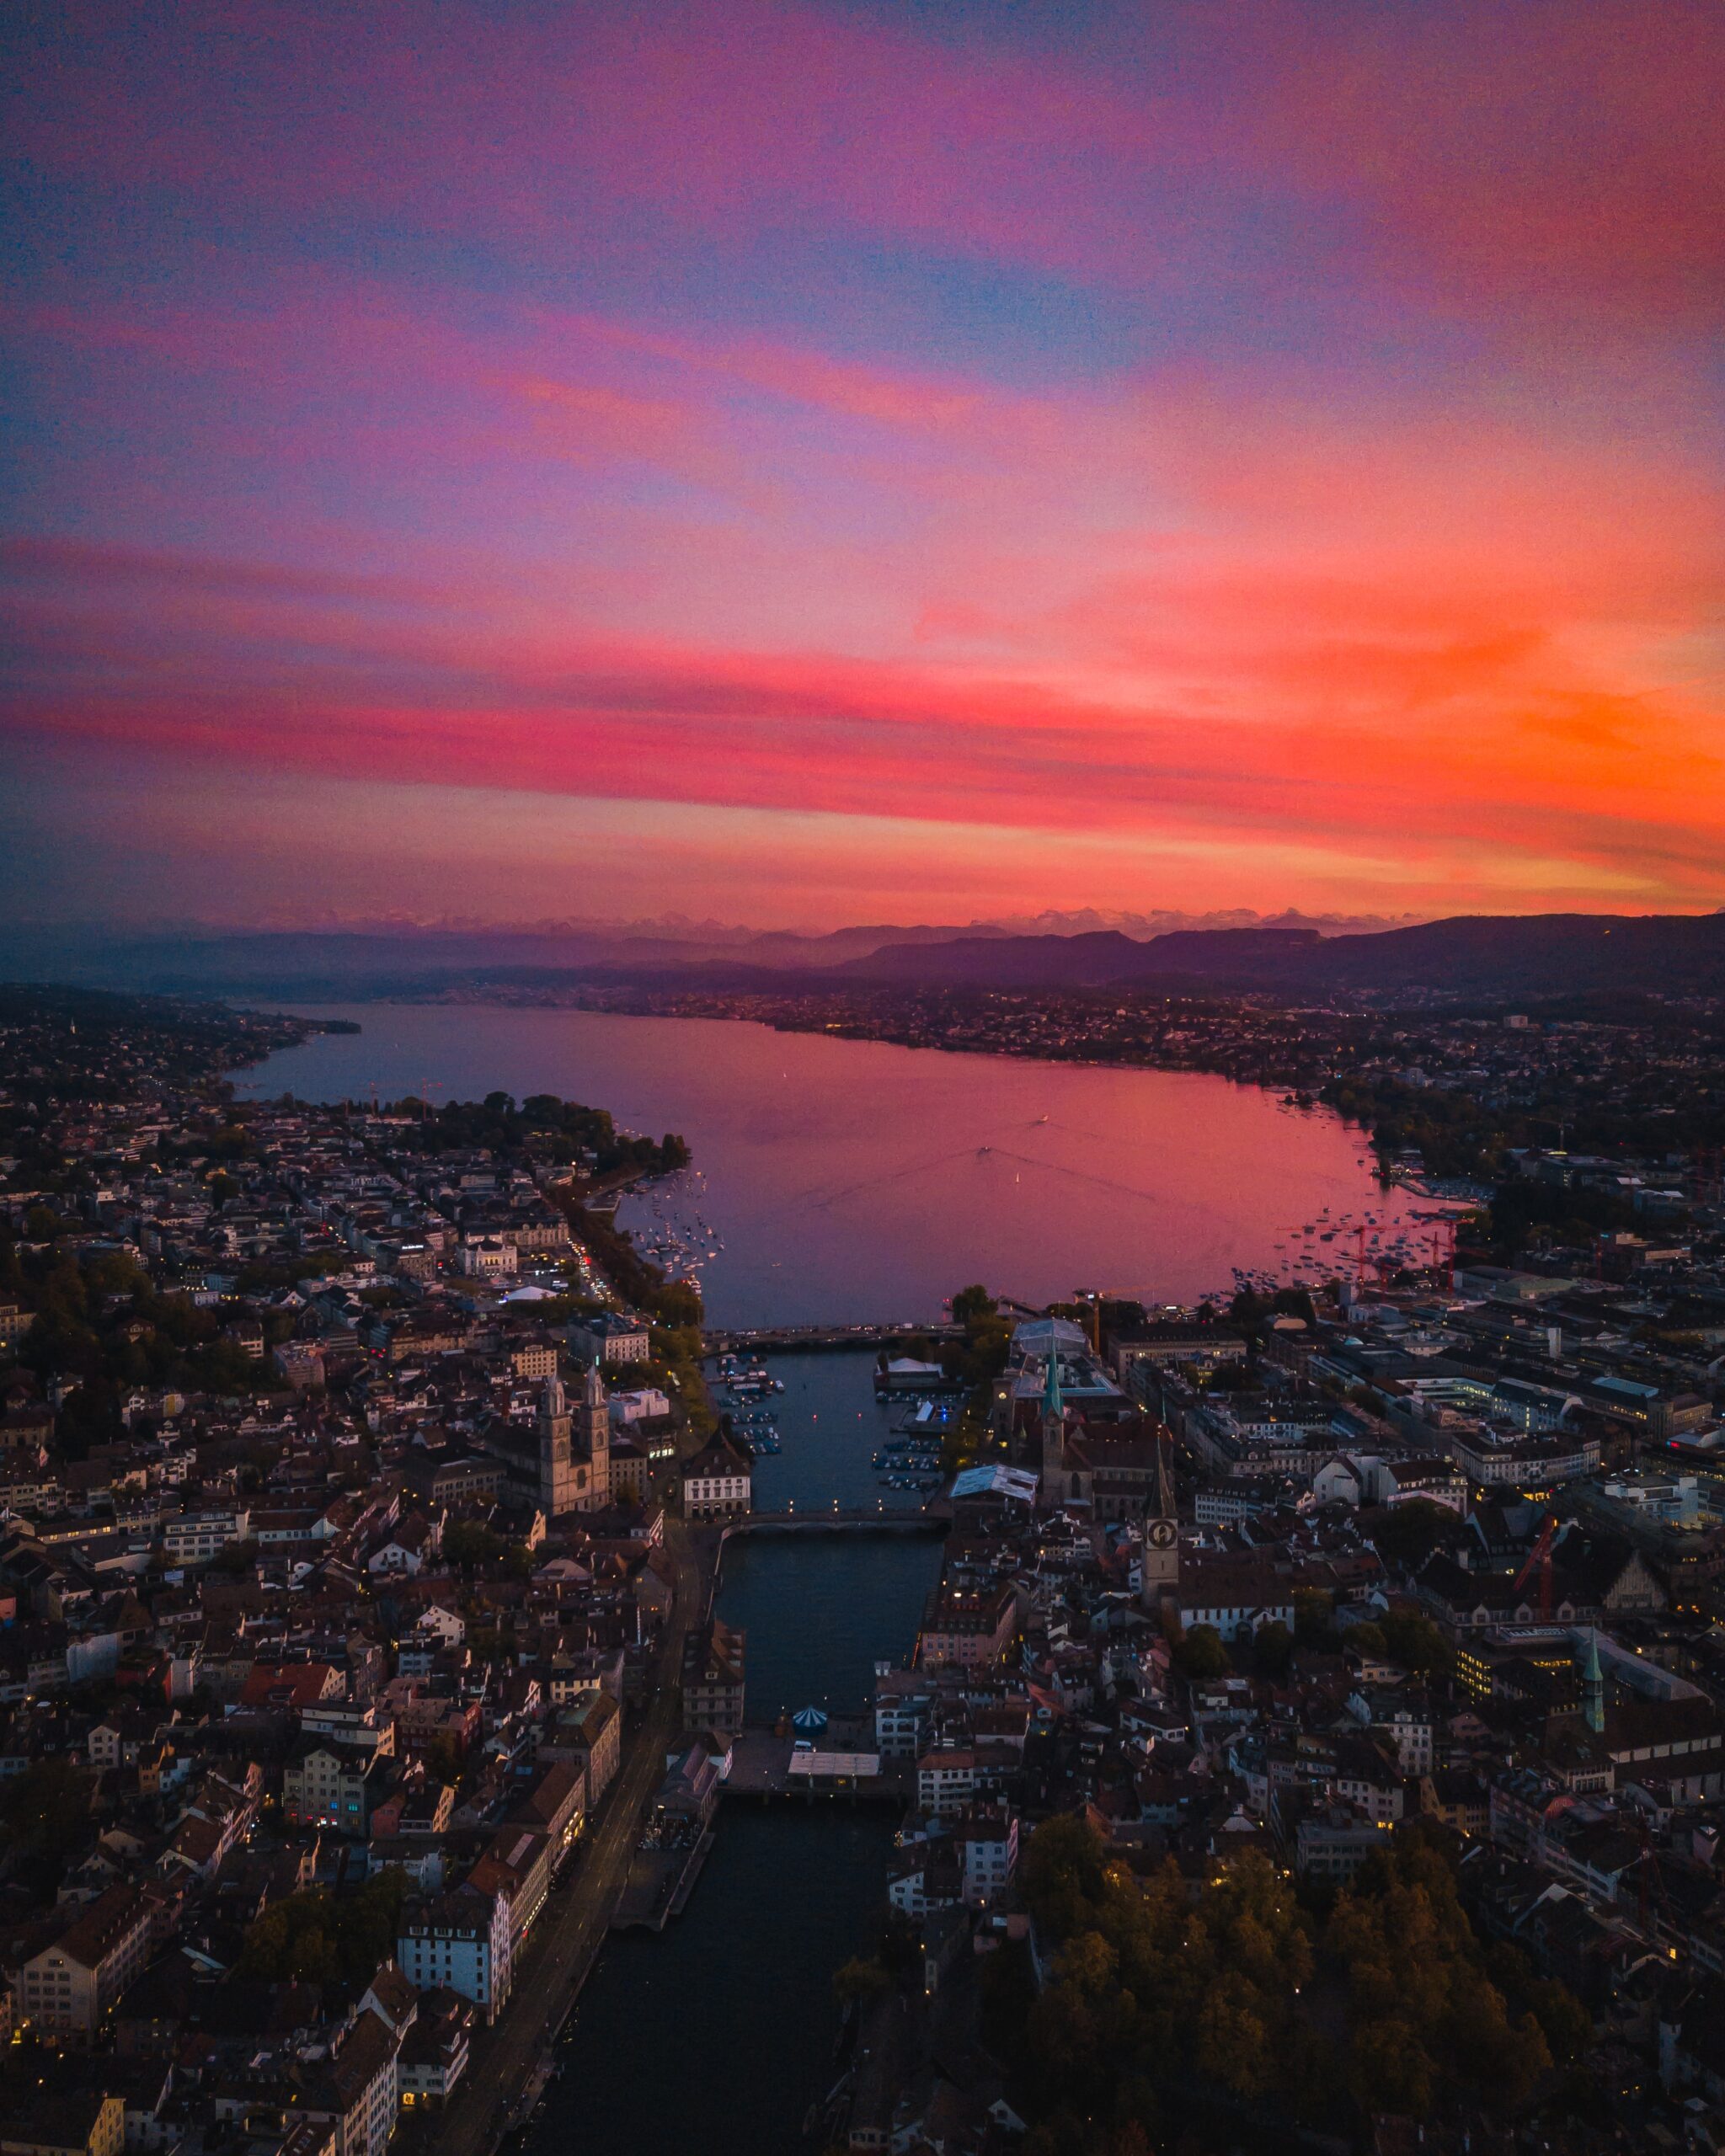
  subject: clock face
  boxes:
[1148,1519,1177,1549]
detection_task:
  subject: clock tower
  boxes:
[1140,1431,1180,1615]
[1038,1344,1066,1502]
[537,1372,579,1518]
[579,1356,612,1511]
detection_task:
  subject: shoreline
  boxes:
[243,987,1417,1182]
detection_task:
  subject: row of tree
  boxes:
[384,1090,690,1181]
[239,1870,409,1988]
[1,1232,295,1453]
[998,1817,1588,2153]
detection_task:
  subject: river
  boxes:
[225,1004,1427,2148]
[550,1353,944,2156]
[234,1001,1439,1326]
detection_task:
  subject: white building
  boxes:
[162,1507,251,1565]
[960,1808,1019,1908]
[397,1886,514,2025]
[569,1311,652,1364]
[681,1435,751,1520]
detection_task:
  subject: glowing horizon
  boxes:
[3,2,1722,928]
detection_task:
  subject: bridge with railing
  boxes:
[721,1505,948,1536]
[704,1321,966,1355]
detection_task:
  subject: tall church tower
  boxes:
[537,1373,578,1518]
[578,1358,612,1511]
[1581,1629,1605,1736]
[1140,1429,1181,1616]
[1039,1345,1065,1499]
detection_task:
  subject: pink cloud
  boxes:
[5,270,1722,918]
[12,2,1719,340]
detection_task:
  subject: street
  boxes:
[430,1519,707,2156]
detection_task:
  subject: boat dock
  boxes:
[611,1828,716,1932]
[724,1729,909,1804]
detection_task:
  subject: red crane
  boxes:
[1512,1515,1558,1620]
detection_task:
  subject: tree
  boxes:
[444,1520,506,1572]
[1172,1624,1231,1680]
[1293,1587,1337,1646]
[1252,1620,1294,1678]
[424,1735,464,1789]
[1018,1815,1110,1937]
[1380,1608,1455,1677]
[241,1870,409,1986]
[952,1283,997,1326]
[0,1757,93,1864]
[1008,1811,1581,2146]
[1347,2015,1433,2118]
[833,1956,891,2004]
[1526,1977,1592,2067]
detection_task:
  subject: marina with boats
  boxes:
[713,1350,962,1494]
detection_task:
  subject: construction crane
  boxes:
[1512,1515,1559,1620]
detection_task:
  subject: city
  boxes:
[2,979,1725,2153]
[5,5,1721,2153]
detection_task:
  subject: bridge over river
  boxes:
[723,1504,949,1536]
[703,1321,966,1354]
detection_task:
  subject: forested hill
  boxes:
[839,911,1725,997]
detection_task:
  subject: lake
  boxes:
[235,1002,1435,1326]
[237,997,1427,2148]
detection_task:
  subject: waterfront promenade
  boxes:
[429,1518,707,2156]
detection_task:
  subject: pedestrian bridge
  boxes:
[705,1322,964,1354]
[724,1506,948,1536]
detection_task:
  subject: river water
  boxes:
[552,1353,945,2156]
[236,1001,1437,1326]
[227,1005,1425,2148]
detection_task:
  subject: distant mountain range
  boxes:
[840,913,1725,997]
[0,920,1017,995]
[2,910,1719,1002]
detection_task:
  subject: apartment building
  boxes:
[398,1885,513,2025]
[18,1884,152,2037]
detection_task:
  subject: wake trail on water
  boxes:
[766,1126,1171,1219]
[764,1114,1069,1216]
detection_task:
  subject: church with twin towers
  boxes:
[537,1359,612,1515]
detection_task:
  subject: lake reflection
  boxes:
[240,1003,1430,1326]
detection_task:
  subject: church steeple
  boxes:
[1039,1343,1066,1497]
[579,1357,611,1511]
[1581,1629,1605,1736]
[1140,1427,1181,1615]
[537,1371,576,1518]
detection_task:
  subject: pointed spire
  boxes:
[585,1358,605,1408]
[1154,1427,1175,1519]
[540,1371,566,1422]
[1582,1628,1605,1736]
[1042,1345,1064,1422]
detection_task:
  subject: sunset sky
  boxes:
[3,0,1722,930]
